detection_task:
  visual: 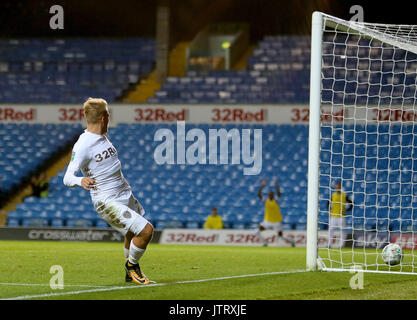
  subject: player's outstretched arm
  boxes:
[258,179,267,200]
[274,178,281,198]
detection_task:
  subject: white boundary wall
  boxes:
[160,228,337,247]
[0,104,414,124]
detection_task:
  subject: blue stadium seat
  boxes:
[96,220,110,228]
[21,218,49,227]
[0,38,155,103]
[232,222,246,230]
[185,221,200,229]
[7,218,20,227]
[389,220,401,232]
[66,219,93,228]
[7,117,417,233]
[51,219,65,227]
[0,123,83,195]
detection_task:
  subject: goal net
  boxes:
[307,12,417,274]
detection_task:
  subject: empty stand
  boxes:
[7,122,417,232]
[149,36,311,104]
[0,38,155,103]
[0,123,83,195]
[6,123,308,229]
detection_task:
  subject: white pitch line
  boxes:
[0,283,110,288]
[322,267,417,276]
[2,269,308,300]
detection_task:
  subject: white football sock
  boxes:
[280,235,293,244]
[124,247,130,259]
[255,229,266,243]
[128,241,145,265]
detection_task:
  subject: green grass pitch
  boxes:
[1,240,417,300]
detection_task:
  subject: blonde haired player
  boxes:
[327,181,353,248]
[63,98,155,285]
[256,178,295,247]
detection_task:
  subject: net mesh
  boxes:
[318,15,417,273]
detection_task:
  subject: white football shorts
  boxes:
[93,189,149,236]
[328,216,345,231]
[260,220,282,232]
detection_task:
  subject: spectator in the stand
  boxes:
[204,207,223,229]
[31,172,49,198]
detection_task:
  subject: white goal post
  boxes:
[307,12,417,274]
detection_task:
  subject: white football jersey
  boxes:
[63,130,130,202]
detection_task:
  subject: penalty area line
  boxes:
[2,269,308,300]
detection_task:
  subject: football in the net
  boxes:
[381,243,403,266]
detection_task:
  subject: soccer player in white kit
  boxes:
[63,98,155,285]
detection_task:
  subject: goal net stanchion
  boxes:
[306,11,323,272]
[306,11,417,274]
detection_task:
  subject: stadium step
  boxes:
[168,41,189,77]
[1,149,73,226]
[123,70,161,103]
[231,45,256,70]
[123,41,189,103]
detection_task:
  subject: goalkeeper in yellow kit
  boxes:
[327,181,353,248]
[255,178,295,247]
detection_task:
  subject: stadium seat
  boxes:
[7,218,19,227]
[21,218,49,227]
[51,219,65,227]
[152,36,311,104]
[0,38,155,103]
[185,221,200,229]
[0,123,83,195]
[7,113,417,235]
[96,220,110,228]
[66,219,93,228]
